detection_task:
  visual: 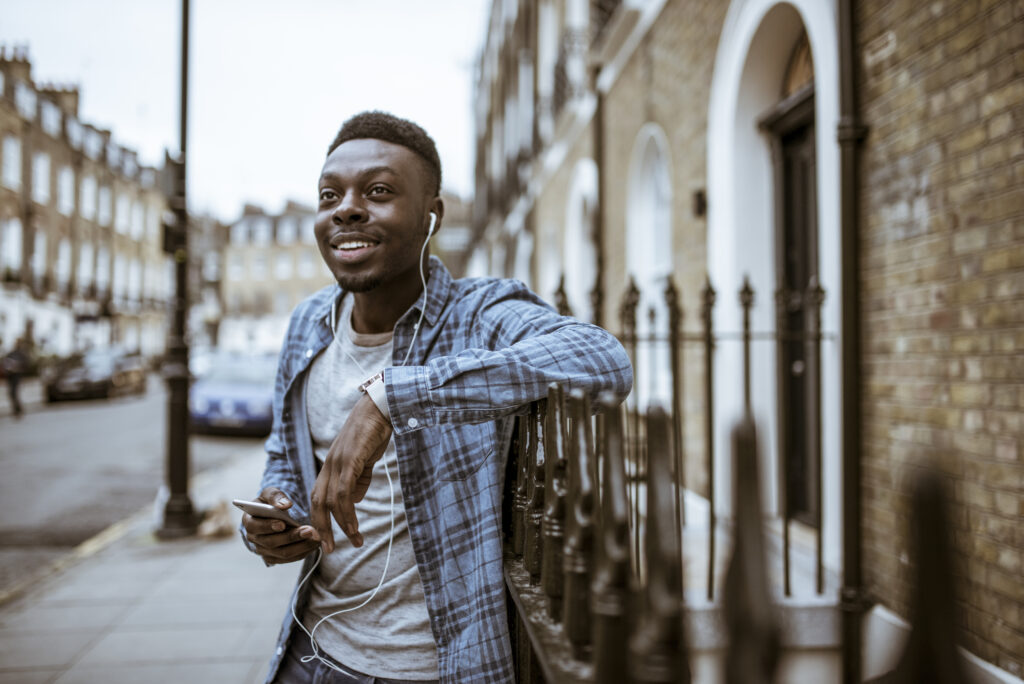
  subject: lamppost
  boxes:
[157,0,197,539]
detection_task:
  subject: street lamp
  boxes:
[157,0,197,539]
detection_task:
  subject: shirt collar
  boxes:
[317,255,452,333]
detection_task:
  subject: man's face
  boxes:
[314,138,434,293]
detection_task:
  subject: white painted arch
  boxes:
[626,122,674,407]
[707,0,843,575]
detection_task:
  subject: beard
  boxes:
[334,271,383,293]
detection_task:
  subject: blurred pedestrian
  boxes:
[3,337,31,418]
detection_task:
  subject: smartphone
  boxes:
[232,499,299,527]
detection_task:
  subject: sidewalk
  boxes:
[0,447,300,684]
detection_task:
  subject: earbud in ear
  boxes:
[427,212,437,236]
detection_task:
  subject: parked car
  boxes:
[189,355,276,436]
[43,349,148,402]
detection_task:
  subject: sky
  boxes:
[1,0,490,222]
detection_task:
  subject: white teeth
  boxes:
[336,241,373,250]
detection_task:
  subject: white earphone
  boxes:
[427,211,437,236]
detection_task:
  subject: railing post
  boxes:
[524,400,546,584]
[701,276,717,601]
[723,416,780,684]
[563,389,596,659]
[872,467,971,684]
[555,274,574,317]
[541,383,567,621]
[665,277,686,537]
[629,407,690,683]
[739,276,754,413]
[619,277,642,578]
[806,276,826,594]
[592,393,631,684]
[513,410,530,556]
[774,285,793,597]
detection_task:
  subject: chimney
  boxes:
[40,84,80,117]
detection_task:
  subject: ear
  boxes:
[427,197,444,234]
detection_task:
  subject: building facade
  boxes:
[473,0,1022,680]
[218,202,332,352]
[0,47,172,358]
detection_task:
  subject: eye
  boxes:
[318,189,337,202]
[367,185,391,196]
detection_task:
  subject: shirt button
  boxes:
[407,417,419,428]
[305,349,313,358]
[276,646,283,656]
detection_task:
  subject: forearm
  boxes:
[385,321,632,434]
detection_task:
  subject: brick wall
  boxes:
[600,0,727,496]
[858,0,1023,674]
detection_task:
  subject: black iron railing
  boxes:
[505,274,971,682]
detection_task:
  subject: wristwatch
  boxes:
[359,371,390,421]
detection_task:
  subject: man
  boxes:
[242,111,632,683]
[3,337,30,418]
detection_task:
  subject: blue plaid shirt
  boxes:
[253,257,633,683]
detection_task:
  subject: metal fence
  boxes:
[503,276,970,682]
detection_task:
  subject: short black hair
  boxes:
[328,111,442,196]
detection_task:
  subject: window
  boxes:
[15,81,37,120]
[301,216,316,243]
[128,259,141,300]
[57,166,75,216]
[41,101,62,137]
[32,153,51,204]
[78,242,94,288]
[131,201,145,240]
[32,231,47,278]
[251,253,267,279]
[113,254,126,298]
[277,217,297,245]
[84,129,103,160]
[1,137,21,190]
[98,187,112,226]
[80,175,97,220]
[56,239,71,287]
[2,218,23,271]
[231,221,248,244]
[228,253,243,281]
[0,72,4,99]
[275,291,291,313]
[146,204,160,240]
[202,252,220,281]
[115,193,131,233]
[252,218,271,246]
[299,251,315,278]
[275,252,293,279]
[106,142,121,170]
[66,117,83,149]
[95,246,110,292]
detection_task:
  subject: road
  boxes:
[0,378,266,596]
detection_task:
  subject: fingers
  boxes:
[246,525,321,564]
[331,452,364,549]
[258,486,293,510]
[310,475,337,555]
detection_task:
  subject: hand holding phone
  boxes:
[233,499,299,526]
[238,487,320,565]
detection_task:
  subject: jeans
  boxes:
[273,633,438,684]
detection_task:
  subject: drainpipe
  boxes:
[590,63,605,329]
[837,0,869,682]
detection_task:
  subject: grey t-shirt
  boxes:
[303,293,439,679]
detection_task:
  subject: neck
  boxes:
[348,262,428,335]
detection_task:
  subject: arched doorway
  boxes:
[707,0,842,572]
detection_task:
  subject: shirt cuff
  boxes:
[364,374,391,424]
[384,365,433,434]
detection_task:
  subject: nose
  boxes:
[332,191,366,225]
